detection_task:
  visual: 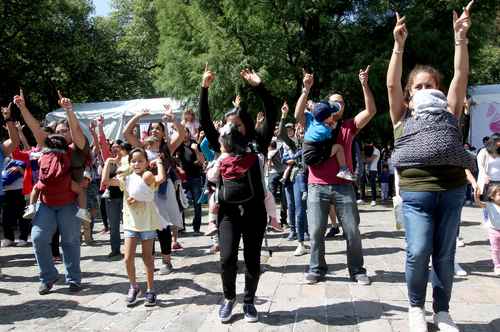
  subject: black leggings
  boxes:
[218,201,267,304]
[155,226,172,256]
[100,196,108,230]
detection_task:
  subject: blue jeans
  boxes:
[32,202,81,284]
[105,198,123,254]
[401,185,465,313]
[183,176,202,232]
[284,172,307,241]
[307,183,366,278]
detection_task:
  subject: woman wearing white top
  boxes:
[476,134,500,201]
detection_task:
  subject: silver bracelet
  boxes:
[393,48,403,54]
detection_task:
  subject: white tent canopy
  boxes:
[45,97,184,141]
[469,84,500,148]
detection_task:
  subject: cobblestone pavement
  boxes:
[0,204,499,332]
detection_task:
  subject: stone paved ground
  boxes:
[0,204,499,332]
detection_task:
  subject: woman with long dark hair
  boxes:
[199,65,278,323]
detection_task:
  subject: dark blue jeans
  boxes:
[284,172,307,241]
[183,176,203,232]
[401,185,465,313]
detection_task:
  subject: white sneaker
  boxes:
[456,238,465,247]
[409,306,428,332]
[1,239,15,248]
[293,243,309,256]
[101,189,110,199]
[356,199,364,204]
[370,201,377,207]
[454,262,467,276]
[336,169,356,181]
[76,209,92,223]
[23,204,36,219]
[179,189,189,209]
[17,240,29,247]
[494,267,500,276]
[433,311,459,332]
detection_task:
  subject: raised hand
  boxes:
[256,112,265,124]
[202,63,215,88]
[453,0,473,39]
[1,103,12,120]
[281,101,289,117]
[240,68,262,87]
[303,69,314,91]
[232,95,241,108]
[393,12,408,46]
[57,90,73,111]
[162,104,175,123]
[96,115,105,128]
[13,89,26,109]
[89,120,96,132]
[359,65,370,87]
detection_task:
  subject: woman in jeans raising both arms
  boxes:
[387,2,476,331]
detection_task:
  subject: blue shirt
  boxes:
[304,111,332,142]
[200,137,215,162]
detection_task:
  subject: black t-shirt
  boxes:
[176,141,202,178]
[107,163,123,199]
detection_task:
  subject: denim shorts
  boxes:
[124,230,157,240]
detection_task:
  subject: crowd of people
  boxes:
[1,2,499,331]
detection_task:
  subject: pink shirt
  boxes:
[308,119,357,185]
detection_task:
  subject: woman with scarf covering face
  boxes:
[198,65,278,323]
[387,2,475,331]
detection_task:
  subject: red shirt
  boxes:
[39,145,77,207]
[308,119,357,185]
[12,147,32,195]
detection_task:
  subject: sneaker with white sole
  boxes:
[454,262,467,276]
[294,243,309,256]
[17,240,29,247]
[336,169,357,181]
[126,285,141,307]
[76,208,92,223]
[370,200,377,207]
[243,303,259,322]
[433,311,459,332]
[218,298,235,323]
[23,204,36,219]
[1,239,15,248]
[353,273,371,285]
[409,306,428,332]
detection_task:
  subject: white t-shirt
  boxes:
[487,157,500,182]
[369,147,380,172]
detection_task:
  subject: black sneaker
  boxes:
[305,272,326,284]
[144,291,157,307]
[126,285,141,307]
[218,299,235,323]
[38,277,58,295]
[68,282,82,293]
[243,303,259,322]
[325,226,340,239]
[107,252,123,260]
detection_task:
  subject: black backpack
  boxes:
[217,153,265,205]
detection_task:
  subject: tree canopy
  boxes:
[1,0,498,145]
